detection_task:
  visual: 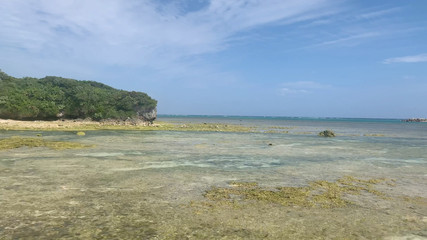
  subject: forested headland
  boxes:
[0,70,157,122]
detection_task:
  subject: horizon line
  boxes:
[157,114,422,120]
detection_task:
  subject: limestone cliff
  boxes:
[137,107,157,123]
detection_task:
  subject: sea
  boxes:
[1,115,426,239]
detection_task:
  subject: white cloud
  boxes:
[282,81,328,89]
[280,88,308,94]
[0,0,340,71]
[279,81,331,95]
[383,54,427,64]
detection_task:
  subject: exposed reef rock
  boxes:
[402,118,427,122]
[318,130,336,137]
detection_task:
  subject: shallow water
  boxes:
[1,117,426,239]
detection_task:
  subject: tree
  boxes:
[0,72,157,121]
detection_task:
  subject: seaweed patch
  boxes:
[0,136,93,150]
[202,176,394,209]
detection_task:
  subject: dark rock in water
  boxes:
[318,130,336,137]
[268,143,273,146]
[402,118,427,122]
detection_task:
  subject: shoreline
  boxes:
[0,119,155,131]
[0,119,254,132]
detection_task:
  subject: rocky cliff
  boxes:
[137,107,157,123]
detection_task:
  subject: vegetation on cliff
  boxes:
[0,70,157,121]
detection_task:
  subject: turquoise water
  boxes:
[1,116,426,239]
[159,114,427,138]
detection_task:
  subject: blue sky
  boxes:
[1,0,426,118]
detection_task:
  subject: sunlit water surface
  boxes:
[1,117,426,239]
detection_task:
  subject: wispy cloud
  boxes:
[383,54,427,64]
[296,5,409,50]
[313,32,380,47]
[0,0,340,71]
[357,7,401,19]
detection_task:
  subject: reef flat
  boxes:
[0,117,426,239]
[0,119,253,132]
[0,119,391,138]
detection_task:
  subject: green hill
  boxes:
[0,70,157,122]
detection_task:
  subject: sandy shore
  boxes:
[0,119,153,131]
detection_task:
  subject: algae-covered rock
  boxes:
[363,133,385,137]
[76,131,86,136]
[0,136,93,150]
[318,130,336,137]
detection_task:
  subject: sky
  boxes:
[1,0,426,118]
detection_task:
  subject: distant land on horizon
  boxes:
[157,114,427,122]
